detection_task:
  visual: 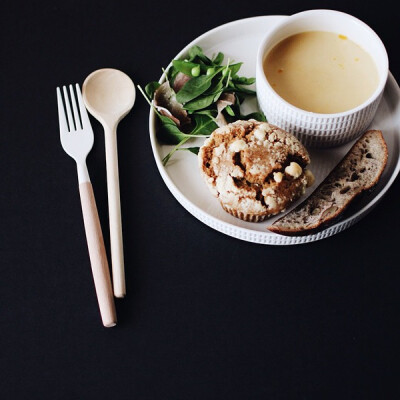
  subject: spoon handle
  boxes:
[104,127,126,298]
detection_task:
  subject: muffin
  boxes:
[198,120,314,222]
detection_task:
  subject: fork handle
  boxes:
[79,181,117,327]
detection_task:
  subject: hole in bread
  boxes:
[350,172,359,181]
[340,186,350,194]
[321,185,333,197]
[205,162,210,168]
[360,167,366,173]
[366,153,373,159]
[321,206,339,219]
[311,207,320,215]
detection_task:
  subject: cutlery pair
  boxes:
[57,74,135,327]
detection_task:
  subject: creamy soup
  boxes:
[264,31,379,114]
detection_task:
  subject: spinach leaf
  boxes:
[179,147,199,155]
[184,93,216,111]
[161,114,215,165]
[194,109,217,119]
[227,82,256,95]
[145,82,160,99]
[232,76,256,85]
[172,60,200,77]
[235,86,256,95]
[168,66,179,85]
[213,52,224,65]
[204,78,224,96]
[188,45,203,59]
[191,114,218,135]
[225,105,235,117]
[213,90,224,102]
[241,111,267,122]
[228,63,243,76]
[183,77,224,110]
[176,75,213,103]
[157,115,188,144]
[188,46,211,64]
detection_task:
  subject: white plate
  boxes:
[148,16,400,245]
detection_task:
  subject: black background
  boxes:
[1,0,399,399]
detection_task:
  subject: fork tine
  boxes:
[63,86,75,131]
[76,84,91,129]
[69,85,82,130]
[57,87,68,134]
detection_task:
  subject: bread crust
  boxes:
[268,130,388,235]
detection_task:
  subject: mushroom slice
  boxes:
[154,81,191,126]
[215,93,236,127]
[172,72,191,93]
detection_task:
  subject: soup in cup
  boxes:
[256,10,388,147]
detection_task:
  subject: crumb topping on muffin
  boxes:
[198,120,312,221]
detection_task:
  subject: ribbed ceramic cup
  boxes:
[256,10,389,147]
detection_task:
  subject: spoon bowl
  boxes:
[83,68,136,126]
[83,68,136,298]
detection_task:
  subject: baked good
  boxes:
[198,120,314,222]
[268,130,388,235]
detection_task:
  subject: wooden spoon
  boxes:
[83,68,136,298]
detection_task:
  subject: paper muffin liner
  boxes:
[221,203,270,223]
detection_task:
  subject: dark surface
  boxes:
[1,0,399,399]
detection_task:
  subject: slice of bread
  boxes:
[268,130,388,236]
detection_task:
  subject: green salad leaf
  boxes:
[191,114,218,135]
[179,147,200,155]
[139,46,266,165]
[176,75,214,104]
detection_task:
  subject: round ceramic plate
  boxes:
[148,16,400,245]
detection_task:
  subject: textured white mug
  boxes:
[256,9,389,147]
